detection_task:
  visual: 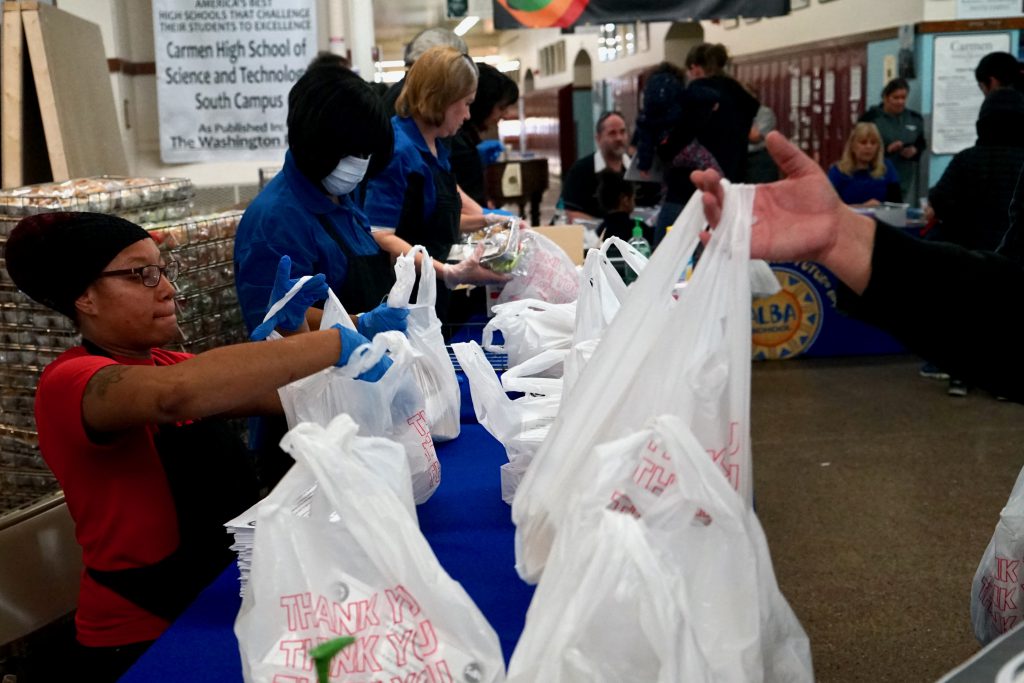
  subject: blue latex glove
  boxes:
[335,325,393,382]
[485,208,517,218]
[250,256,329,341]
[357,303,409,338]
[477,139,505,166]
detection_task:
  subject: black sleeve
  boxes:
[838,222,1024,400]
[562,158,595,214]
[926,153,967,241]
[998,167,1024,262]
[449,131,486,206]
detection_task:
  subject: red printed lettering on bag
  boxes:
[996,556,1020,583]
[385,585,422,624]
[707,421,742,491]
[388,660,453,683]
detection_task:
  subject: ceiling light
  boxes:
[453,15,479,36]
[374,60,406,69]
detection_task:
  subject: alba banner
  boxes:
[494,0,789,29]
[152,0,317,162]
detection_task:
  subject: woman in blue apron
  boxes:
[5,212,387,681]
[234,63,409,489]
[364,46,509,324]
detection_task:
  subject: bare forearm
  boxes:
[82,330,343,434]
[160,331,340,421]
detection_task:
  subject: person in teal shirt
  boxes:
[859,78,926,203]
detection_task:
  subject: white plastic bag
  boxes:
[513,181,757,582]
[482,298,576,368]
[452,342,560,505]
[574,236,650,345]
[972,465,1024,643]
[507,415,813,683]
[494,230,579,305]
[276,291,440,504]
[750,260,782,298]
[564,237,650,393]
[236,415,505,683]
[507,509,704,683]
[387,245,461,442]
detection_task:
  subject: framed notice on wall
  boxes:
[151,0,318,163]
[931,32,1011,155]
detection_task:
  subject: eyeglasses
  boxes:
[96,260,181,287]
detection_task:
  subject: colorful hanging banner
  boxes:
[494,0,789,29]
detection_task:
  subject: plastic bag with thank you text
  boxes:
[235,414,505,683]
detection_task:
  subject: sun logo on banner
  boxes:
[751,266,824,361]
[497,0,589,28]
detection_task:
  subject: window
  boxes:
[598,23,638,62]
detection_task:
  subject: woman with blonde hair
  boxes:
[827,122,902,206]
[365,45,508,322]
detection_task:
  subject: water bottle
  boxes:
[624,219,651,284]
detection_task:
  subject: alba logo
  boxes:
[751,266,822,360]
[497,0,589,28]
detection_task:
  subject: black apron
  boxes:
[314,213,396,314]
[395,161,461,322]
[82,340,260,622]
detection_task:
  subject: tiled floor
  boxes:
[751,354,1024,682]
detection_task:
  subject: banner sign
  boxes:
[152,0,317,163]
[494,0,789,29]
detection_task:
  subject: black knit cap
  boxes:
[4,211,152,319]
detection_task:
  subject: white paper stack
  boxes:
[224,483,317,597]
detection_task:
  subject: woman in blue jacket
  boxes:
[827,122,902,207]
[364,46,507,322]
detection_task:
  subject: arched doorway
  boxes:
[664,21,704,68]
[523,69,535,94]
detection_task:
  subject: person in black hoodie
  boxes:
[928,88,1024,253]
[925,88,1024,396]
[652,44,759,245]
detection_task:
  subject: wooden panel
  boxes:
[2,4,22,187]
[21,3,126,180]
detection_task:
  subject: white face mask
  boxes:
[322,155,371,196]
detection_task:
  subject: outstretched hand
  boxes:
[691,132,845,263]
[691,131,876,294]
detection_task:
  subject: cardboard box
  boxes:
[529,224,585,266]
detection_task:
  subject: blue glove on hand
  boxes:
[357,303,409,338]
[477,139,505,166]
[250,255,329,341]
[335,325,393,382]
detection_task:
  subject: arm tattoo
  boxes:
[86,366,130,398]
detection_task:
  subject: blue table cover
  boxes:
[119,422,534,682]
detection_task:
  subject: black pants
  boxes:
[75,639,154,682]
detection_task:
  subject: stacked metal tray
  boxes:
[0,176,218,521]
[148,211,248,355]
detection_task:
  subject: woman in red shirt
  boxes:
[5,211,384,680]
